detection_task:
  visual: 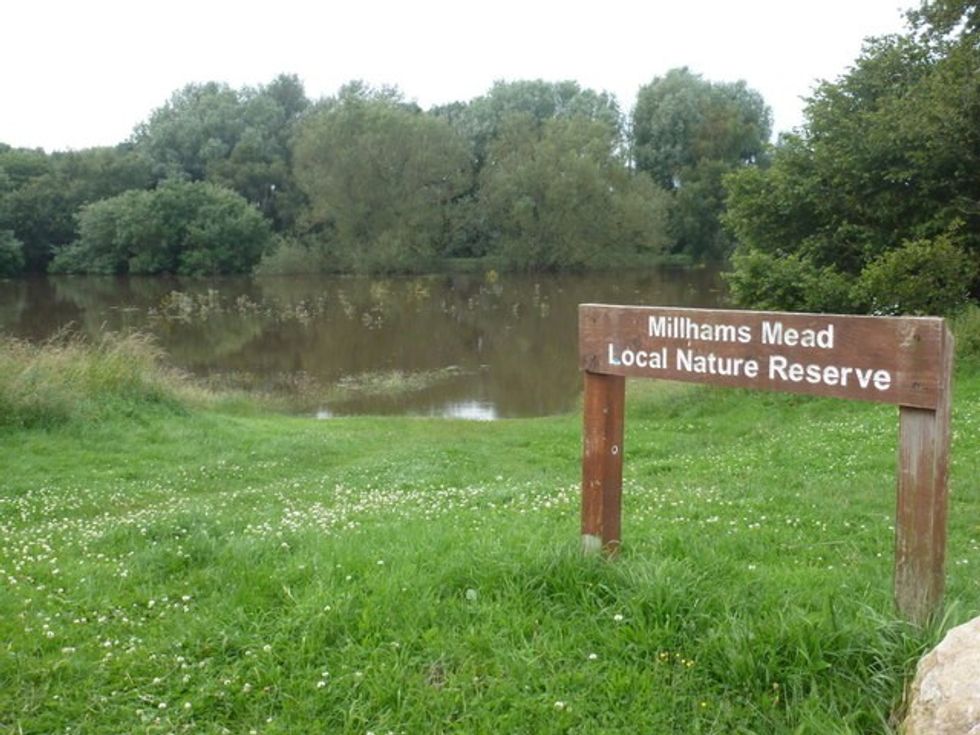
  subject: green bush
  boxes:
[50,180,274,275]
[0,229,25,276]
[858,235,977,316]
[725,249,855,313]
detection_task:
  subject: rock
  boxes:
[903,615,980,734]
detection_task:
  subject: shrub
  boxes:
[725,249,855,313]
[857,235,977,316]
[50,181,274,276]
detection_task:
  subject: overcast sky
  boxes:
[2,0,912,152]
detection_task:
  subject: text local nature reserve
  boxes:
[607,316,894,392]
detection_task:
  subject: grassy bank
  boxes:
[1,335,978,733]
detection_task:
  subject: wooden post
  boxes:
[581,371,625,555]
[895,326,954,624]
[579,305,955,620]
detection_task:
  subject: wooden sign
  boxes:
[579,305,954,624]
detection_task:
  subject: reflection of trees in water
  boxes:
[153,314,268,368]
[47,275,256,333]
[0,269,726,416]
[0,279,29,335]
[52,275,176,311]
[47,276,268,364]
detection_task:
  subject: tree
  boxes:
[724,0,980,314]
[431,80,625,258]
[0,144,154,272]
[632,68,771,259]
[478,114,670,270]
[50,180,273,276]
[0,229,24,276]
[132,74,310,228]
[433,80,623,165]
[291,84,472,272]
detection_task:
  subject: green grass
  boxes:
[1,338,978,733]
[0,331,188,429]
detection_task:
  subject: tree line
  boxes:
[0,72,770,277]
[724,0,978,315]
[0,0,976,317]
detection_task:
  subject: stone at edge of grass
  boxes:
[902,615,980,735]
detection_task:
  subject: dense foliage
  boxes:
[292,85,471,273]
[433,79,623,167]
[1,70,772,275]
[633,69,771,261]
[132,74,309,230]
[50,181,273,275]
[0,143,154,272]
[0,229,25,276]
[724,0,980,315]
[478,115,669,269]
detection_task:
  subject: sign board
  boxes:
[579,304,954,624]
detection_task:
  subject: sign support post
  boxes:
[578,304,954,624]
[581,371,625,555]
[895,328,954,624]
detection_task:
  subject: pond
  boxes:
[0,269,726,418]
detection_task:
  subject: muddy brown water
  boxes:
[0,269,726,418]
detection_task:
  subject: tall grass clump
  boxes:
[952,302,980,367]
[0,331,186,429]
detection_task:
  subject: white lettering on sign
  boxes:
[675,348,759,378]
[768,356,892,391]
[608,344,667,370]
[649,316,752,344]
[605,323,894,394]
[761,321,835,349]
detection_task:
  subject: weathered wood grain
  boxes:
[579,304,944,408]
[895,325,954,624]
[581,371,624,555]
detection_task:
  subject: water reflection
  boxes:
[433,401,498,421]
[0,270,726,418]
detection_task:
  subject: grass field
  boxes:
[1,333,978,733]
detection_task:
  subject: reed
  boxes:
[0,331,185,428]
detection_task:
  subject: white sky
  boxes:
[1,0,912,152]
